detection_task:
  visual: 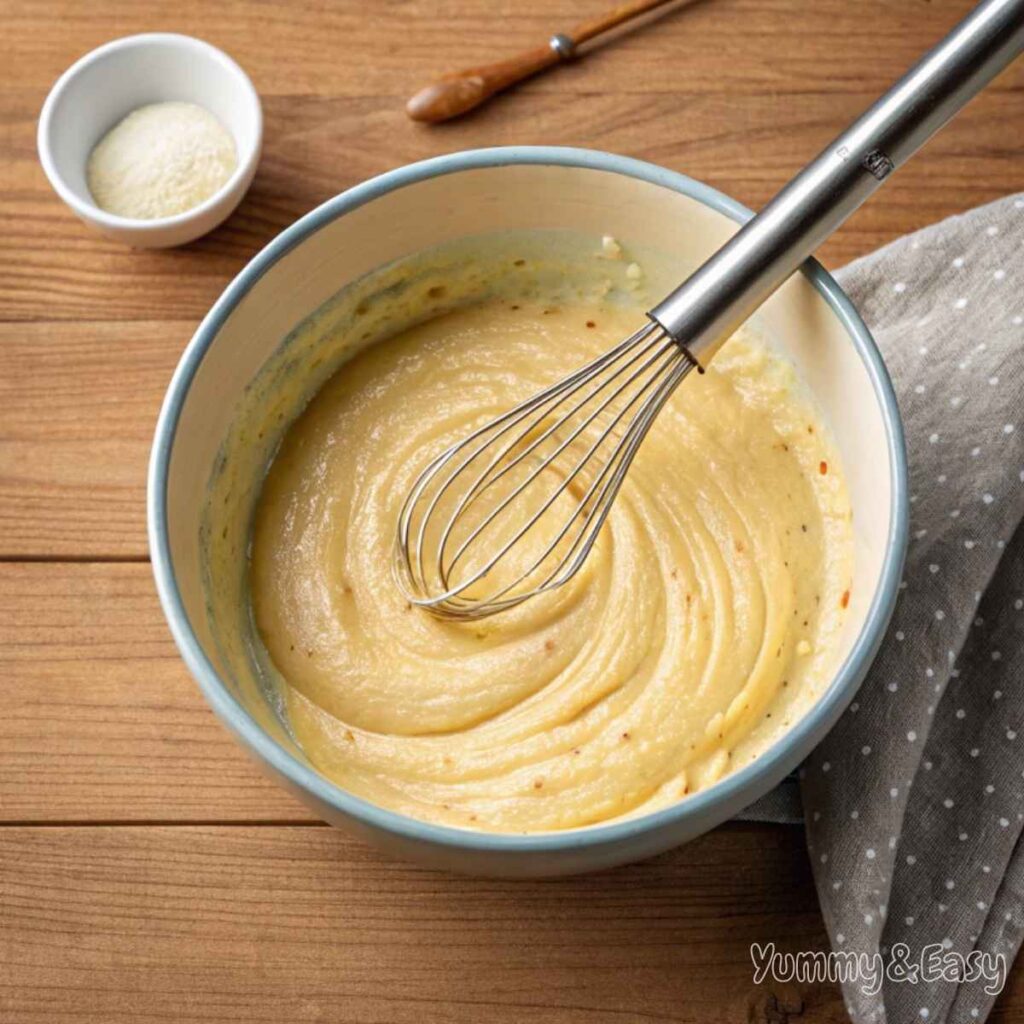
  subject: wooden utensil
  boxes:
[406,0,679,123]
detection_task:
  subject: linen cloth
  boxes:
[766,194,1024,1023]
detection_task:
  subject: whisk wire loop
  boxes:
[394,320,697,619]
[439,328,682,586]
[402,322,660,590]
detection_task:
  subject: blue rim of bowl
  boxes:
[148,145,909,853]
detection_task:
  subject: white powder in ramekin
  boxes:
[86,101,237,220]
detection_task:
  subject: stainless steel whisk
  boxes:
[395,0,1024,620]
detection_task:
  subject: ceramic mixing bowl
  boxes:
[149,147,908,877]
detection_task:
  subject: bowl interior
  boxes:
[157,158,899,838]
[41,34,260,213]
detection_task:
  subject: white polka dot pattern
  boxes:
[797,193,1024,1024]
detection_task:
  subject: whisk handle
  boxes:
[649,0,1024,364]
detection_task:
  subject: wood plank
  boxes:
[6,88,1024,322]
[0,823,851,1024]
[0,562,310,822]
[2,0,1022,322]
[0,321,183,558]
[1,0,1002,96]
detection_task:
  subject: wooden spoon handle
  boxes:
[406,0,679,124]
[570,0,681,45]
[406,45,558,123]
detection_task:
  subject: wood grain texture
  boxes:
[2,1,1024,1020]
[0,322,184,557]
[0,562,307,822]
[0,824,849,1023]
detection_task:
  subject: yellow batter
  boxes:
[249,278,854,833]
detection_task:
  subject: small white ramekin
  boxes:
[38,33,262,249]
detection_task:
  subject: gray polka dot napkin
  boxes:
[795,194,1024,1024]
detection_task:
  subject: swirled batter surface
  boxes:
[251,295,853,832]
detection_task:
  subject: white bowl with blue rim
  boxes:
[148,147,908,876]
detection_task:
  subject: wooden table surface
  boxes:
[1,2,1022,1021]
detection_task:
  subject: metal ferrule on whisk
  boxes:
[652,0,1024,366]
